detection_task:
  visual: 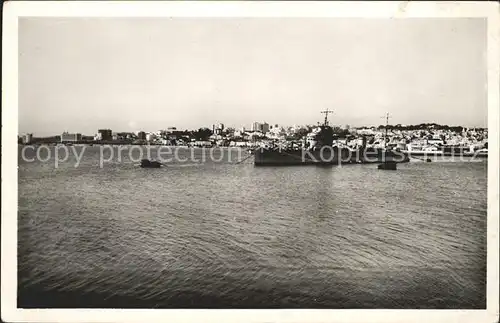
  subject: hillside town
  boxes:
[19,121,488,153]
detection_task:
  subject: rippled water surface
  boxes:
[18,146,487,308]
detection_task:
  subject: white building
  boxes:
[192,140,212,147]
[251,122,261,132]
[213,123,225,135]
[230,141,250,147]
[146,133,157,142]
[356,128,375,135]
[23,133,33,145]
[61,132,82,142]
[251,122,270,133]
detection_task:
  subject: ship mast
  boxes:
[382,112,391,149]
[321,109,333,126]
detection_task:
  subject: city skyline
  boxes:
[19,18,487,136]
[18,118,489,138]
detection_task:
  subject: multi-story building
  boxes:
[261,122,270,134]
[146,133,157,142]
[23,133,33,145]
[115,132,134,140]
[61,132,82,143]
[251,122,261,132]
[213,123,225,135]
[98,129,113,141]
[251,122,270,133]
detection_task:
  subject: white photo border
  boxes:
[2,1,499,323]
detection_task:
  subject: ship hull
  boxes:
[254,147,410,166]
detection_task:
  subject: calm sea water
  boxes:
[18,146,487,308]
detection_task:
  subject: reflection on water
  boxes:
[18,147,487,308]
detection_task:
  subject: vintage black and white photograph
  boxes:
[2,2,499,323]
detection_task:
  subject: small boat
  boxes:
[378,161,397,170]
[140,159,162,168]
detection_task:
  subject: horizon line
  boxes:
[19,122,489,138]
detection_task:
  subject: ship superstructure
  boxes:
[254,110,410,166]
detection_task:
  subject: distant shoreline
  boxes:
[17,143,488,158]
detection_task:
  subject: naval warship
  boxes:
[254,110,410,166]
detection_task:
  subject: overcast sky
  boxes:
[19,17,487,136]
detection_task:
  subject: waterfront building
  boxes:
[164,127,177,135]
[115,132,133,140]
[251,122,261,132]
[192,140,212,148]
[224,127,235,136]
[251,122,269,133]
[356,128,375,135]
[23,133,33,145]
[249,132,265,140]
[261,122,270,134]
[137,131,146,140]
[426,137,444,146]
[166,133,177,141]
[213,123,225,135]
[161,138,175,146]
[230,141,250,147]
[146,133,156,142]
[210,134,224,141]
[61,132,82,143]
[98,129,113,141]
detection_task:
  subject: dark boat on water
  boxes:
[378,160,398,170]
[254,110,409,166]
[140,159,162,168]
